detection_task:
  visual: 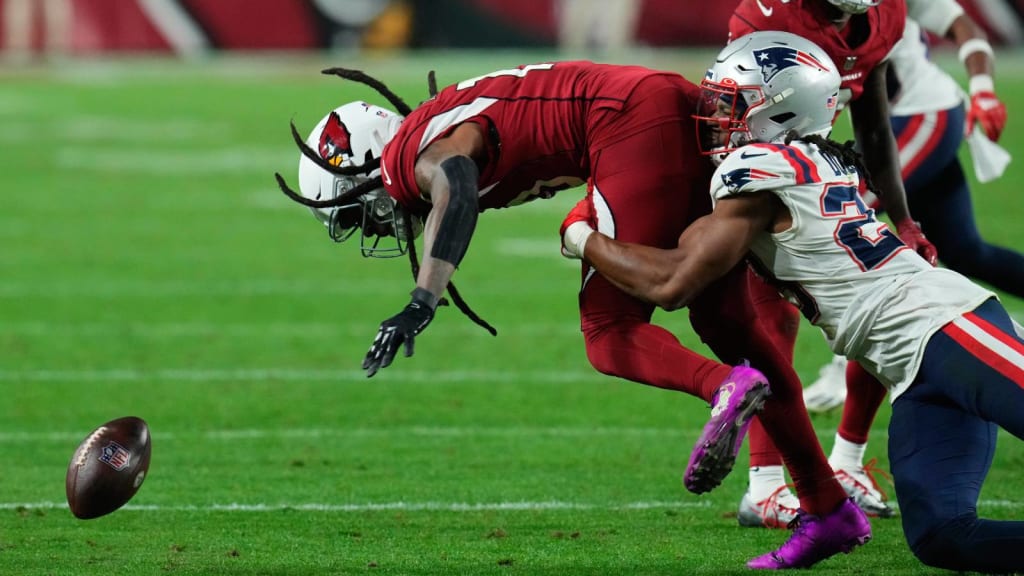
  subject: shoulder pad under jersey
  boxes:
[711,143,823,201]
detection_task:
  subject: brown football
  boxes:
[66,416,152,519]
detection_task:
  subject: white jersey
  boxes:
[889,0,965,116]
[711,141,994,400]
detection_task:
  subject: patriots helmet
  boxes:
[696,31,841,158]
[824,0,880,15]
[294,101,421,258]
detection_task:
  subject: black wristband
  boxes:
[411,287,439,310]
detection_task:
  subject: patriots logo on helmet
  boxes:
[752,46,829,83]
[722,167,779,192]
[319,111,354,167]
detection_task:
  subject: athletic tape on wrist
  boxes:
[563,221,595,259]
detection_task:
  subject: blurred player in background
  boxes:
[275,60,866,567]
[727,0,935,526]
[556,0,641,53]
[3,0,70,61]
[800,0,1024,506]
[561,31,1024,572]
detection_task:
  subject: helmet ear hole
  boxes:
[770,112,797,124]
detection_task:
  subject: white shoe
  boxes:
[833,458,897,518]
[737,485,801,529]
[803,355,848,413]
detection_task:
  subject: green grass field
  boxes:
[1,50,1022,575]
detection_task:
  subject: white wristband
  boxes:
[969,74,995,95]
[562,221,595,259]
[958,38,994,65]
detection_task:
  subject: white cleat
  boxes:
[737,486,801,529]
[834,458,897,518]
[803,355,848,413]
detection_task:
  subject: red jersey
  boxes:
[379,61,692,213]
[729,0,906,103]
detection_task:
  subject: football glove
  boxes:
[966,90,1007,143]
[363,289,436,378]
[560,194,596,259]
[895,218,938,267]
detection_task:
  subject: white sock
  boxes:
[749,465,787,501]
[829,434,867,471]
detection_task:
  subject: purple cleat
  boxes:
[683,363,770,494]
[747,498,872,569]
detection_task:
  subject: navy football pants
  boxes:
[892,105,1024,299]
[889,298,1024,572]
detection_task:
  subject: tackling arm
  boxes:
[581,192,777,311]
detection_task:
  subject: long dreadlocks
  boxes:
[274,68,496,336]
[786,131,881,197]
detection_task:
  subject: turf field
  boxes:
[1,50,1022,575]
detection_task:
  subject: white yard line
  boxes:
[0,279,565,297]
[1,500,713,512]
[0,425,705,443]
[6,496,1024,513]
[0,321,582,337]
[0,368,596,383]
[56,147,292,174]
[0,499,1020,512]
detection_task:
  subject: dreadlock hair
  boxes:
[785,131,880,198]
[274,67,497,337]
[427,70,439,98]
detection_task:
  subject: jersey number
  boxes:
[456,63,555,90]
[821,184,905,271]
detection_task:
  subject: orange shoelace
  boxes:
[758,483,800,528]
[860,457,893,500]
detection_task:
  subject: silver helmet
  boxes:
[696,31,841,157]
[824,0,880,15]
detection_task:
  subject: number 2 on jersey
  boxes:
[821,184,905,271]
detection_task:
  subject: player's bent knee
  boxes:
[583,330,626,377]
[907,516,979,571]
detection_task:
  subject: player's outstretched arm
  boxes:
[569,192,776,311]
[413,123,487,299]
[362,123,486,378]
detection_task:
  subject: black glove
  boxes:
[363,288,437,378]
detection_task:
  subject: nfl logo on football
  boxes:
[99,441,131,471]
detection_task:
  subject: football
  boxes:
[65,416,152,519]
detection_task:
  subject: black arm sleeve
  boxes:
[431,156,480,266]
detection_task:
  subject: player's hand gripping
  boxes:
[895,218,938,267]
[560,192,596,259]
[363,288,437,377]
[966,90,1008,142]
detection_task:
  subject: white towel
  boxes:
[965,125,1012,183]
